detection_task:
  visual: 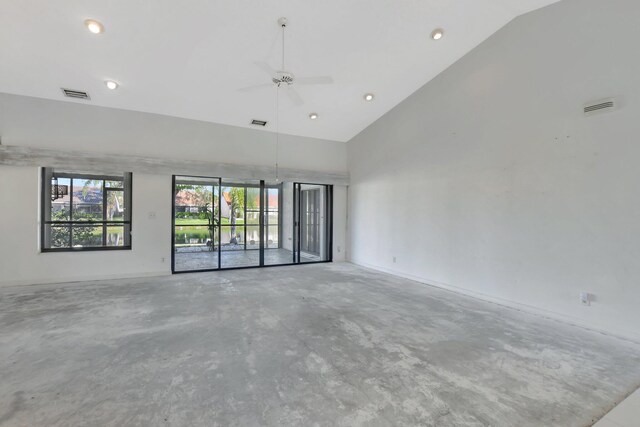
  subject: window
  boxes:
[264,187,280,248]
[41,168,132,251]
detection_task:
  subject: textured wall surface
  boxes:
[0,93,347,285]
[347,0,640,341]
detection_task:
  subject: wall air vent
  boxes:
[584,98,616,116]
[251,119,268,126]
[61,88,90,100]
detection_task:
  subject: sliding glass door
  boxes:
[301,188,321,256]
[173,176,220,272]
[172,176,332,272]
[263,182,293,266]
[219,180,262,269]
[293,183,332,264]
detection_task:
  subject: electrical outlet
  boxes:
[580,292,591,306]
[337,246,341,253]
[161,257,166,263]
[148,211,156,220]
[393,256,397,263]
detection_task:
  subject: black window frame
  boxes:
[216,180,281,253]
[40,168,133,252]
[171,176,333,273]
[292,182,333,264]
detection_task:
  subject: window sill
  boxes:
[41,246,132,253]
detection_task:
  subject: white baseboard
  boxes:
[0,270,171,289]
[349,259,640,345]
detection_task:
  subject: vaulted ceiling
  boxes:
[0,0,560,142]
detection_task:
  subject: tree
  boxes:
[176,184,219,250]
[203,201,219,251]
[227,187,245,244]
[226,187,260,245]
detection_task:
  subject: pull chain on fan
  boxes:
[275,81,280,182]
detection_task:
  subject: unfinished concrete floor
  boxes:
[1,264,639,426]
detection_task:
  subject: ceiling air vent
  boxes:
[584,98,616,116]
[251,119,268,126]
[61,88,90,100]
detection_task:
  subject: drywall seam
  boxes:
[0,145,350,186]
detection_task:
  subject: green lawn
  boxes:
[174,218,248,226]
[86,225,125,237]
[83,218,253,237]
[83,218,246,237]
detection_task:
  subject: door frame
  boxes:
[293,182,333,264]
[300,187,320,256]
[171,176,333,273]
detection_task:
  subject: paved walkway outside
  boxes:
[175,248,319,271]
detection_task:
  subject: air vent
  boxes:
[251,119,268,126]
[584,98,615,116]
[61,88,90,100]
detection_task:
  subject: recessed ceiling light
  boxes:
[364,93,375,102]
[309,113,318,120]
[105,80,119,90]
[85,19,104,34]
[431,28,444,40]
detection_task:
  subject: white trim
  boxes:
[348,259,640,344]
[593,388,640,427]
[0,271,170,289]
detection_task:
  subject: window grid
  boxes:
[41,168,132,252]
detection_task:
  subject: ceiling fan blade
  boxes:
[296,76,334,85]
[285,86,304,106]
[237,83,273,92]
[255,61,277,76]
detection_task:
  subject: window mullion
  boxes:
[42,171,132,251]
[69,178,74,247]
[102,180,107,246]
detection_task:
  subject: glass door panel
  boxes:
[220,180,261,269]
[294,183,332,264]
[173,176,220,272]
[263,183,291,266]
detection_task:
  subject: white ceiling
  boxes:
[0,0,560,142]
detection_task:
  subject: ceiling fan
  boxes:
[238,17,334,106]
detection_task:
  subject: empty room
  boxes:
[1,0,639,426]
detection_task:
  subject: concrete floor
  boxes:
[174,248,319,271]
[1,264,639,426]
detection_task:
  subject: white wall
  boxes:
[0,93,347,286]
[347,0,640,341]
[332,185,347,261]
[0,167,172,285]
[0,93,347,173]
[282,182,295,252]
